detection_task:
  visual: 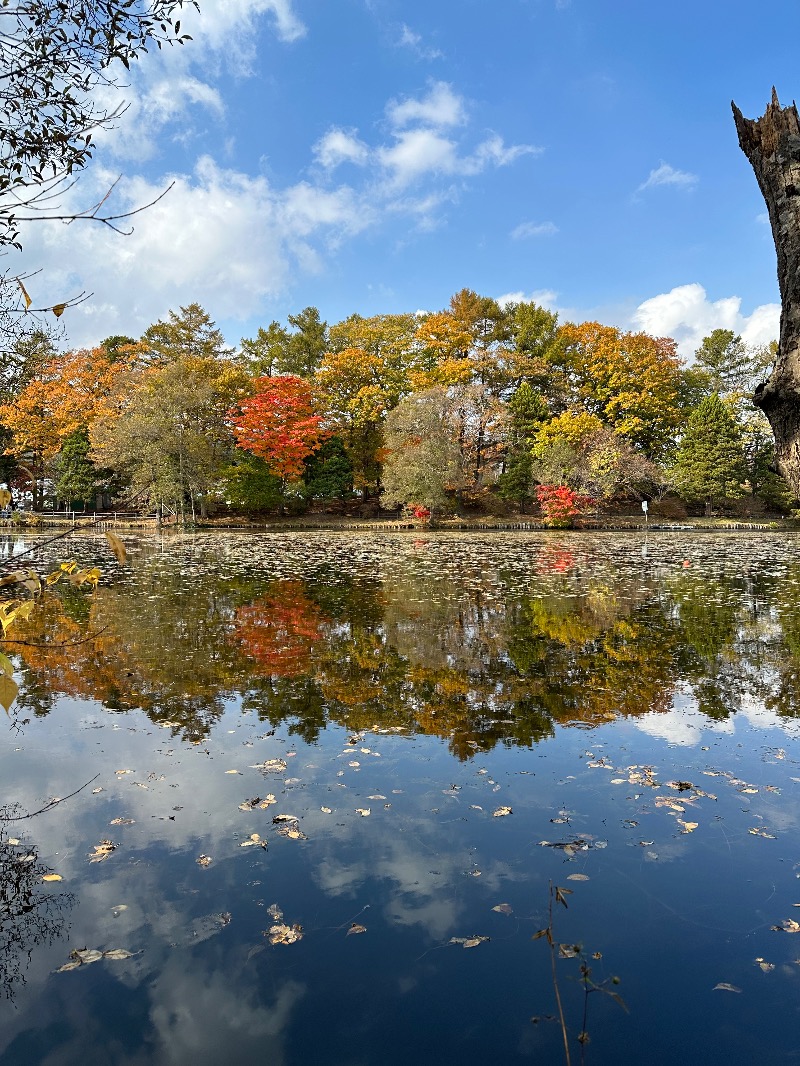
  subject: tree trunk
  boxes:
[733,89,800,493]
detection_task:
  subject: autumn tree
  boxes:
[230,375,329,488]
[0,345,134,505]
[558,322,685,457]
[91,355,250,519]
[380,388,464,514]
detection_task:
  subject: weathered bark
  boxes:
[733,89,800,493]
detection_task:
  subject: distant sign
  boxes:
[641,501,648,512]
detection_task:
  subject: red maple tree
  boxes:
[230,375,329,480]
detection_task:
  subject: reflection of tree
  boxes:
[234,581,325,678]
[11,545,800,755]
[0,818,73,999]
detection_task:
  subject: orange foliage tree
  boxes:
[230,374,329,482]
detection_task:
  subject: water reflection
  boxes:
[7,533,800,754]
[0,819,73,1000]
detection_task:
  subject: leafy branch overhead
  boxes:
[0,0,195,250]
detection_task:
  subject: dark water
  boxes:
[2,530,800,1065]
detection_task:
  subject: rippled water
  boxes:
[2,530,800,1065]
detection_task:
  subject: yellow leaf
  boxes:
[17,279,32,309]
[105,531,127,564]
[0,673,18,713]
[14,601,33,622]
[42,873,63,882]
[52,303,67,318]
[0,652,14,677]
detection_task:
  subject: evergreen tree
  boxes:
[302,437,353,500]
[497,382,548,509]
[53,429,100,508]
[672,393,746,515]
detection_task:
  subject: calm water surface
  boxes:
[2,531,800,1065]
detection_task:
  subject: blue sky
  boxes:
[17,0,800,357]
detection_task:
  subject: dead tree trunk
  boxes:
[733,89,800,494]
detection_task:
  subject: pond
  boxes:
[2,530,800,1065]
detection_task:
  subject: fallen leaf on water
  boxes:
[755,957,775,972]
[7,838,19,845]
[320,806,332,814]
[347,923,367,935]
[492,903,513,915]
[773,919,800,933]
[73,949,103,965]
[277,825,307,840]
[493,806,512,818]
[196,854,212,867]
[55,960,82,973]
[103,949,135,960]
[224,770,241,775]
[42,873,63,882]
[115,769,134,776]
[109,818,135,826]
[91,788,104,795]
[713,983,742,993]
[449,936,490,949]
[355,808,371,817]
[240,833,266,849]
[89,840,118,863]
[558,944,581,959]
[368,795,386,800]
[749,827,777,839]
[267,923,303,945]
[251,759,287,774]
[677,820,698,834]
[273,814,299,823]
[567,874,590,881]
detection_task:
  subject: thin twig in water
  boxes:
[1,774,100,821]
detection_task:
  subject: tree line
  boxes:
[0,292,784,521]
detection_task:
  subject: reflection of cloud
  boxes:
[149,958,305,1065]
[636,706,734,746]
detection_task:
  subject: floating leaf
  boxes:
[492,903,513,915]
[772,919,800,933]
[42,873,63,882]
[109,818,135,826]
[89,840,118,863]
[558,943,581,959]
[347,923,367,936]
[55,960,82,973]
[449,936,490,948]
[755,957,775,972]
[355,808,371,817]
[320,807,332,814]
[677,820,698,833]
[103,949,135,960]
[224,769,242,775]
[267,923,303,945]
[250,759,287,774]
[567,874,590,881]
[73,949,103,964]
[196,854,212,867]
[115,769,134,776]
[493,806,512,818]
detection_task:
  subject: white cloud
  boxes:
[632,283,780,358]
[511,220,558,239]
[191,0,306,50]
[313,128,371,170]
[387,81,466,129]
[397,24,443,60]
[497,289,560,310]
[16,157,372,346]
[637,161,698,193]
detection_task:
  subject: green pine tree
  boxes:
[672,393,746,515]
